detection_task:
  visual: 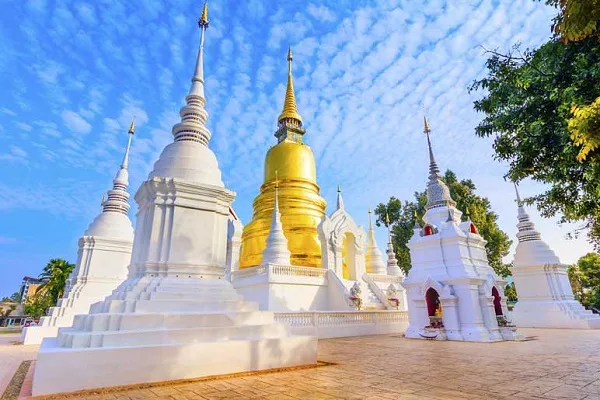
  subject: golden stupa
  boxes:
[239,47,327,268]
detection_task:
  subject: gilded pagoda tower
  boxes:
[239,48,327,268]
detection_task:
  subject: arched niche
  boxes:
[318,208,366,280]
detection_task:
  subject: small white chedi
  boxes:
[510,184,600,329]
[402,117,521,342]
[21,123,136,345]
[32,5,316,396]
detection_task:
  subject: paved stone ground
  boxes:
[9,328,600,399]
[0,333,38,398]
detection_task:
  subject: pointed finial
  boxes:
[278,47,303,125]
[368,208,373,229]
[199,1,209,28]
[423,115,431,134]
[514,182,522,205]
[336,184,345,210]
[465,207,470,220]
[413,211,420,229]
[128,117,135,135]
[385,212,390,225]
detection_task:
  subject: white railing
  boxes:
[231,264,328,283]
[362,273,394,310]
[369,274,404,284]
[269,264,328,279]
[275,310,409,327]
[231,265,267,279]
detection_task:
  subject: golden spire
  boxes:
[128,118,135,135]
[199,1,209,28]
[278,46,303,125]
[385,212,390,225]
[423,115,431,134]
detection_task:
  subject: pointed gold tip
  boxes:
[423,115,431,134]
[413,210,418,219]
[278,48,302,125]
[465,207,470,216]
[199,1,209,27]
[287,46,293,61]
[385,212,390,224]
[128,118,135,135]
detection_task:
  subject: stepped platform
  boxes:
[31,277,317,396]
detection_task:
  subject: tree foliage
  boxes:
[374,170,512,277]
[568,252,600,309]
[504,283,518,302]
[470,37,600,247]
[23,258,75,319]
[545,0,600,43]
[37,258,75,306]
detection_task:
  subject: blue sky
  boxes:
[0,0,593,297]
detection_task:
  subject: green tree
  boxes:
[23,293,53,320]
[374,170,513,277]
[37,258,75,306]
[569,252,600,309]
[9,292,21,303]
[504,283,518,302]
[545,0,600,43]
[470,37,600,247]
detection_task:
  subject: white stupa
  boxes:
[510,184,600,329]
[32,5,316,396]
[261,173,292,266]
[365,209,387,275]
[21,123,136,345]
[384,212,403,276]
[402,116,522,342]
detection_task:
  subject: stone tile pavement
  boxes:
[0,333,38,397]
[6,328,600,399]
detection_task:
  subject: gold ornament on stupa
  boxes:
[239,48,327,268]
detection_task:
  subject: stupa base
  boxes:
[511,300,600,329]
[32,335,317,396]
[21,326,59,345]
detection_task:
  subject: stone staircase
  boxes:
[342,279,386,310]
[33,276,317,395]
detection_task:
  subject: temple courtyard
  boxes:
[0,328,598,399]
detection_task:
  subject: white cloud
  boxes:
[0,146,28,164]
[307,4,336,22]
[15,122,32,132]
[61,110,92,134]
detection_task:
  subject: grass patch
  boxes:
[1,360,31,400]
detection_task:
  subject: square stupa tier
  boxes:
[32,277,317,395]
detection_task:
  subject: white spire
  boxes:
[170,1,212,145]
[385,212,402,276]
[262,172,291,265]
[102,122,134,215]
[513,183,542,243]
[365,208,387,275]
[423,114,456,210]
[336,184,345,210]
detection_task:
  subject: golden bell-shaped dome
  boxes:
[239,50,326,268]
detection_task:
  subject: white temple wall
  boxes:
[236,282,330,312]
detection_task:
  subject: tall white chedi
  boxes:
[510,184,600,329]
[401,116,521,342]
[365,209,387,275]
[32,4,316,396]
[384,212,403,276]
[261,173,292,265]
[21,123,136,345]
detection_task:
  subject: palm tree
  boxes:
[37,258,76,306]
